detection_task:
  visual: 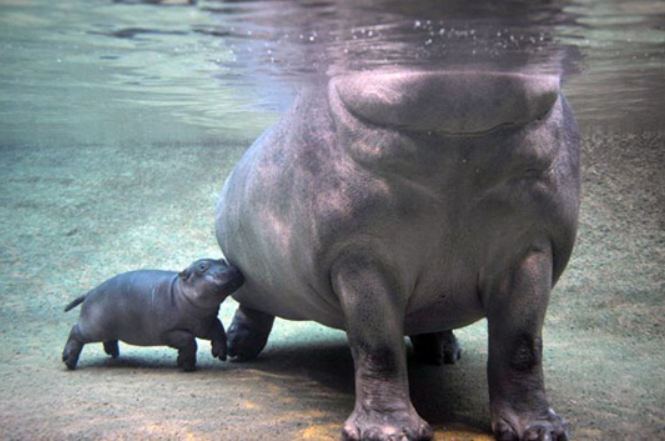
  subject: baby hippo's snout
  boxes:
[211,260,244,293]
[182,258,244,298]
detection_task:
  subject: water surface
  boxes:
[2,0,664,146]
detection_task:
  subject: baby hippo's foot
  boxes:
[62,325,84,370]
[227,305,275,361]
[165,331,197,372]
[342,405,433,441]
[492,407,569,441]
[103,340,119,359]
[211,338,227,361]
[177,352,197,372]
[410,330,462,366]
[62,341,82,370]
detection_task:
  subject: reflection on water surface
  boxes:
[0,0,664,143]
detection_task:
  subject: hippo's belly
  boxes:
[224,238,487,335]
[216,136,493,334]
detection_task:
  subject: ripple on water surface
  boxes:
[1,0,664,147]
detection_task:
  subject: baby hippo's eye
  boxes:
[197,262,209,272]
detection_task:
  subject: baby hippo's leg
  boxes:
[63,320,117,369]
[203,318,227,361]
[62,324,87,370]
[164,330,198,372]
[103,340,119,358]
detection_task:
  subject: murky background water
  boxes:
[1,1,664,440]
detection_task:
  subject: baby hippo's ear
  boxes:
[178,267,191,280]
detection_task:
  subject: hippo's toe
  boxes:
[342,406,433,441]
[492,408,569,441]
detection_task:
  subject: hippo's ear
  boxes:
[178,268,191,280]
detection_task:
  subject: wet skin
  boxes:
[62,258,244,371]
[216,68,580,440]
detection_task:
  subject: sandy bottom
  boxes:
[0,129,663,440]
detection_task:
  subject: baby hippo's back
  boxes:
[78,270,177,346]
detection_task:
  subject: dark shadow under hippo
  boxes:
[215,68,580,441]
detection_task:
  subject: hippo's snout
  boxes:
[331,69,560,134]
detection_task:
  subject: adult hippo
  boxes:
[215,68,580,441]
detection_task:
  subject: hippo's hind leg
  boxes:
[486,245,569,441]
[332,253,432,441]
[410,330,462,365]
[62,324,87,370]
[103,340,119,358]
[226,304,275,361]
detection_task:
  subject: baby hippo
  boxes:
[62,258,244,371]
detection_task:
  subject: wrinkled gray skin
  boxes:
[62,258,244,371]
[216,69,580,441]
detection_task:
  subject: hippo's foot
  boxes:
[103,340,119,359]
[410,330,462,366]
[343,405,433,441]
[227,304,275,361]
[62,325,85,370]
[492,407,569,441]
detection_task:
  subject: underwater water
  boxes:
[1,0,664,440]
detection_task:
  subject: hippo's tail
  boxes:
[64,295,86,312]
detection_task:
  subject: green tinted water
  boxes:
[0,1,663,440]
[0,0,280,146]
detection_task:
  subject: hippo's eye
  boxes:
[197,262,209,272]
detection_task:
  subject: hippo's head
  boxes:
[179,258,244,308]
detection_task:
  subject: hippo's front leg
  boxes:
[164,330,198,372]
[332,253,432,441]
[486,245,569,441]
